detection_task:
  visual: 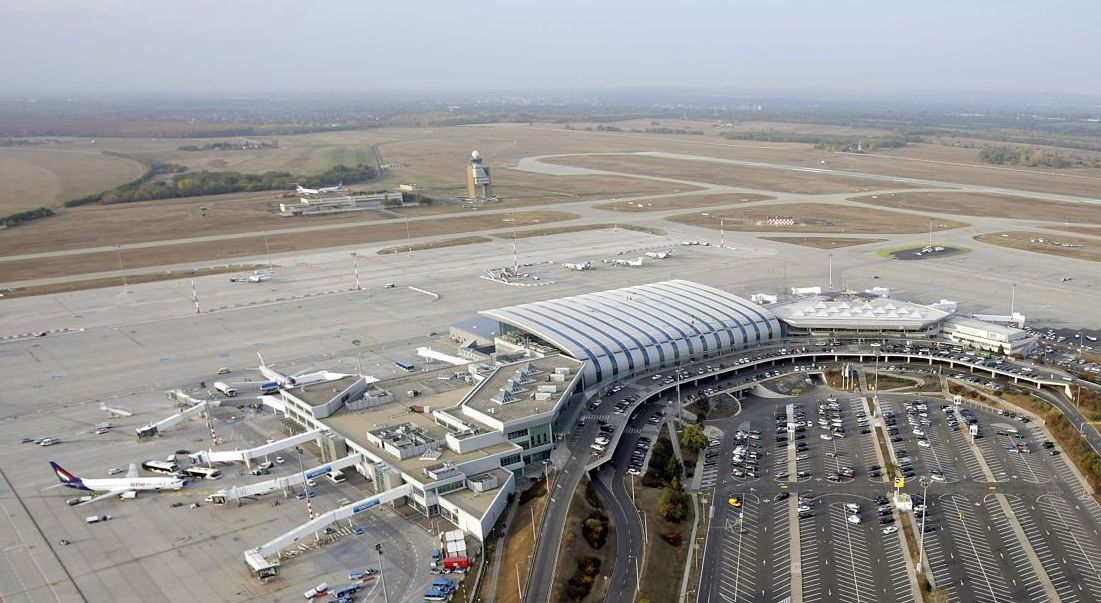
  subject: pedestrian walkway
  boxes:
[483,499,519,603]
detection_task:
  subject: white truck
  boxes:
[213,382,237,397]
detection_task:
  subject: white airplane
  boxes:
[50,462,185,505]
[295,181,343,195]
[645,250,673,259]
[613,257,644,267]
[562,261,592,271]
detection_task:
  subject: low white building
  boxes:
[942,316,1036,355]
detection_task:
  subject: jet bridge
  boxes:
[206,453,364,504]
[244,483,413,579]
[136,397,218,438]
[190,429,322,467]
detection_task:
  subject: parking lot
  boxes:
[696,384,1101,603]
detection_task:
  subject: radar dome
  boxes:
[471,150,482,161]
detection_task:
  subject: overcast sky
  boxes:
[5,1,1098,96]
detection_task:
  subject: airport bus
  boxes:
[141,460,180,475]
[183,466,222,480]
[395,360,415,372]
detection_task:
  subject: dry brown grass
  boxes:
[548,477,617,603]
[495,486,551,603]
[0,263,266,298]
[668,202,968,234]
[1056,225,1101,237]
[852,191,1101,224]
[376,235,492,255]
[761,236,887,249]
[975,231,1101,263]
[636,485,692,603]
[545,153,919,194]
[0,146,146,212]
[495,223,663,239]
[0,210,577,283]
[593,193,773,212]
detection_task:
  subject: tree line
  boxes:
[64,163,377,207]
[978,145,1099,168]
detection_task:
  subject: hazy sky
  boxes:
[6,1,1098,95]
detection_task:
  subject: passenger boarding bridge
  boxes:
[244,484,412,579]
[206,453,363,505]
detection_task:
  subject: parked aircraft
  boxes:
[645,250,673,259]
[49,462,185,505]
[612,257,644,267]
[295,182,343,195]
[562,261,592,271]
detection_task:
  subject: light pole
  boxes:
[376,543,389,603]
[870,342,881,403]
[351,252,360,291]
[917,476,930,573]
[628,554,640,594]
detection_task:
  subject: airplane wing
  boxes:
[77,489,132,506]
[126,463,139,479]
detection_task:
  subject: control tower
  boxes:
[465,150,493,199]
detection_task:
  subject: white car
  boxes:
[591,444,606,452]
[847,514,861,524]
[627,467,641,476]
[882,526,898,535]
[796,454,809,461]
[275,456,285,464]
[820,434,833,441]
[595,437,610,446]
[930,473,946,482]
[917,439,931,448]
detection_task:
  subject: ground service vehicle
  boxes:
[396,360,416,372]
[142,460,180,475]
[183,466,222,480]
[213,382,237,397]
[327,469,347,484]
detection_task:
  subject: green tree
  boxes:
[681,424,709,452]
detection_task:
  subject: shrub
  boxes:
[582,512,609,549]
[661,530,683,546]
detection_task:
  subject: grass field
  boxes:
[0,146,146,212]
[545,153,918,194]
[593,193,773,212]
[975,231,1101,263]
[494,223,663,239]
[852,191,1101,224]
[376,235,492,255]
[0,263,266,298]
[667,202,968,234]
[636,485,692,603]
[8,120,1101,287]
[0,210,578,283]
[549,477,617,603]
[761,236,887,249]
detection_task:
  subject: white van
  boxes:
[304,582,328,599]
[327,469,347,484]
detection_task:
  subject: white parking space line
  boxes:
[1010,496,1078,603]
[769,500,792,602]
[984,497,1048,602]
[716,494,762,602]
[942,494,1012,603]
[828,503,877,603]
[1038,494,1101,600]
[799,506,823,602]
[923,529,961,603]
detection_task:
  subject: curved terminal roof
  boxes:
[480,280,780,382]
[770,293,949,329]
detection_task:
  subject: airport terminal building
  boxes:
[480,280,782,386]
[271,280,1032,543]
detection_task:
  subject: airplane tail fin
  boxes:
[50,462,82,487]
